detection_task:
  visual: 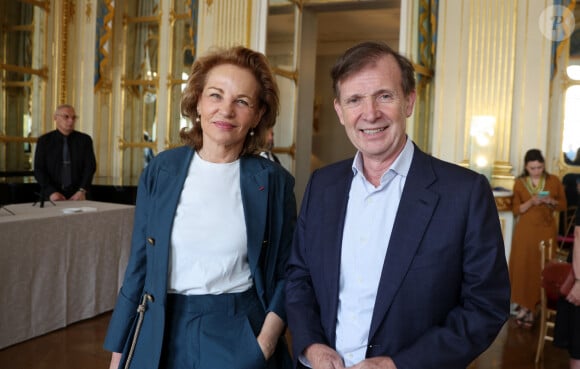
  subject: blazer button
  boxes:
[147,237,155,246]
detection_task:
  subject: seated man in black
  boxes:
[34,104,97,201]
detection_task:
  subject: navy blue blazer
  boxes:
[286,144,510,369]
[104,146,296,369]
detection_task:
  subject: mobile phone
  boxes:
[538,190,549,198]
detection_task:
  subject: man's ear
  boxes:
[333,99,345,127]
[405,90,417,118]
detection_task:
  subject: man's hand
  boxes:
[69,190,86,201]
[347,356,397,369]
[304,343,345,369]
[49,192,66,201]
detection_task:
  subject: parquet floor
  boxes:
[0,312,570,368]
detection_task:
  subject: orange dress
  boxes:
[509,174,567,312]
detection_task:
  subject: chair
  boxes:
[535,239,566,363]
[557,205,577,249]
[535,239,556,363]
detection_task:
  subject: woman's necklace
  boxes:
[523,175,546,196]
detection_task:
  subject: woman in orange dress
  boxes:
[509,149,567,327]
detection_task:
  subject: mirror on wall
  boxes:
[121,1,160,180]
[120,0,197,183]
[0,1,47,175]
[266,0,298,172]
[167,0,196,147]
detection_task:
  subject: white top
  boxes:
[335,139,413,366]
[168,151,252,295]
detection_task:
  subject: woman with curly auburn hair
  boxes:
[180,45,280,157]
[104,45,295,369]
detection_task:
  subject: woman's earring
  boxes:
[195,115,201,124]
[249,129,255,136]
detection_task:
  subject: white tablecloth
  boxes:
[0,200,134,349]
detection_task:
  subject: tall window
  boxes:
[0,1,47,174]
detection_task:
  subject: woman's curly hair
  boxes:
[180,46,280,156]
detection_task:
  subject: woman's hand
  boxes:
[256,312,285,360]
[109,352,122,369]
[538,195,557,207]
[567,281,580,306]
[521,197,539,213]
[531,195,544,206]
[257,332,277,360]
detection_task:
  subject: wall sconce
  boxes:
[469,115,496,181]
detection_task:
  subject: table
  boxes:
[0,200,134,349]
[0,176,138,205]
[494,191,514,263]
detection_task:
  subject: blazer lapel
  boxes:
[155,149,194,210]
[368,149,439,340]
[240,157,269,275]
[320,163,354,343]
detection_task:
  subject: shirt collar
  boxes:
[351,137,414,182]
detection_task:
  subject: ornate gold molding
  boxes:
[167,76,187,87]
[273,67,298,83]
[289,0,303,11]
[4,24,34,32]
[59,0,76,104]
[124,15,162,25]
[412,62,434,78]
[85,2,92,21]
[3,81,33,88]
[494,161,514,174]
[494,195,513,212]
[0,135,38,144]
[273,143,296,159]
[94,0,114,93]
[21,0,50,12]
[0,64,48,79]
[118,138,156,151]
[122,78,160,87]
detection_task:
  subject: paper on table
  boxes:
[62,207,97,214]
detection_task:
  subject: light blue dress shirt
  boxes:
[335,139,414,366]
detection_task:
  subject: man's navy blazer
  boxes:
[286,143,510,369]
